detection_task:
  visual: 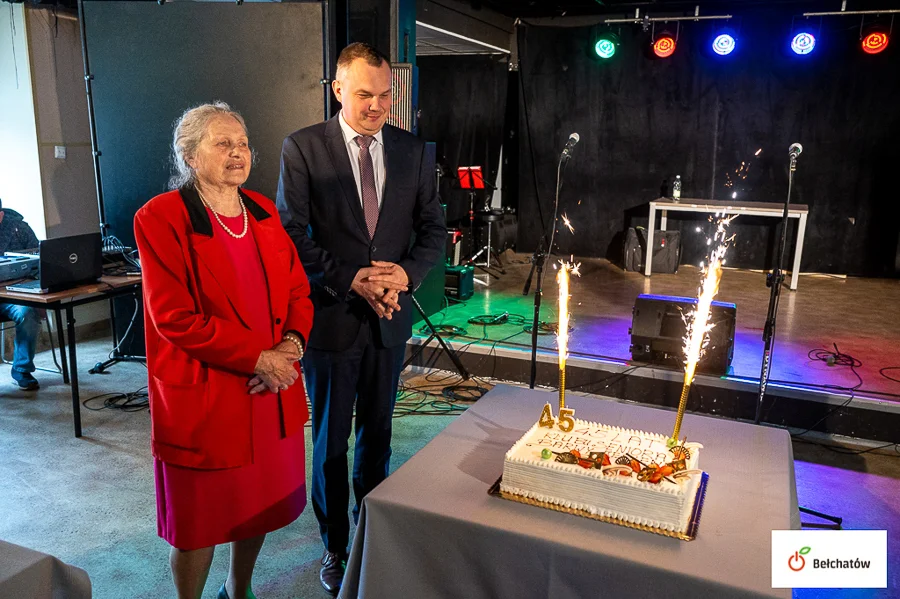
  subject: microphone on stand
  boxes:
[561,132,580,160]
[788,143,802,172]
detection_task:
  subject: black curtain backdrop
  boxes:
[418,55,509,226]
[516,9,900,276]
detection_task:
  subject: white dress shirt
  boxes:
[338,111,386,209]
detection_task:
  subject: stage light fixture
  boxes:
[593,32,620,60]
[861,29,889,54]
[791,31,816,55]
[653,34,677,58]
[712,32,736,56]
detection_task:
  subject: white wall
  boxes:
[0,3,45,239]
[1,7,107,326]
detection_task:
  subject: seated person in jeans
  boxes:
[0,198,42,390]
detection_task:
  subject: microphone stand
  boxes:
[754,152,794,426]
[754,146,841,528]
[524,153,570,388]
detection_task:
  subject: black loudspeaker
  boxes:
[629,294,736,375]
[623,227,681,274]
[474,213,517,255]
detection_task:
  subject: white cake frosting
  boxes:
[500,418,705,534]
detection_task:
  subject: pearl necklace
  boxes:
[197,188,249,239]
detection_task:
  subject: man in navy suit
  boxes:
[276,43,445,596]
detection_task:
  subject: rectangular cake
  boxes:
[500,417,706,537]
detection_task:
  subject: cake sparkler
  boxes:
[669,215,736,447]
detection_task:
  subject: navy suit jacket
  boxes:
[276,115,445,351]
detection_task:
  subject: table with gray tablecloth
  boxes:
[340,385,799,599]
[0,539,91,598]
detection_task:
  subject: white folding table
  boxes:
[646,198,810,290]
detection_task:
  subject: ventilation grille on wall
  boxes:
[389,63,415,132]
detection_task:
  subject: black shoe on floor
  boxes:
[12,371,39,391]
[320,550,347,597]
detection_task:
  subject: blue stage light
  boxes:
[712,33,736,56]
[791,32,816,55]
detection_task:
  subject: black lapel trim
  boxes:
[179,186,213,237]
[239,189,271,222]
[179,186,271,237]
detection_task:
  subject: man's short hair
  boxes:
[335,42,390,80]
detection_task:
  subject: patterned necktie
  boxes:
[355,135,379,238]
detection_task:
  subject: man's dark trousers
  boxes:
[304,315,406,553]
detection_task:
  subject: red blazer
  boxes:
[134,187,313,470]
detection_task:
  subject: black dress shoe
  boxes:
[319,550,347,596]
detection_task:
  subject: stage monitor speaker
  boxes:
[629,294,736,375]
[445,264,474,300]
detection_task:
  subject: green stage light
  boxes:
[595,38,616,59]
[592,32,620,60]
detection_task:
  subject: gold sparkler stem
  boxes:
[670,383,691,445]
[559,367,566,412]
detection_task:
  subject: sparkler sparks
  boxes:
[562,213,575,234]
[670,215,737,445]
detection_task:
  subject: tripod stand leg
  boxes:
[402,333,436,371]
[799,506,843,528]
[410,295,470,381]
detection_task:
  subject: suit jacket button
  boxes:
[275,318,282,324]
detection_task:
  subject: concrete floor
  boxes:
[1,337,898,598]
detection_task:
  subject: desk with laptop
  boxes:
[0,233,142,437]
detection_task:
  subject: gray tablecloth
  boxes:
[0,539,91,599]
[340,385,799,599]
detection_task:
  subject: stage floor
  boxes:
[424,254,900,401]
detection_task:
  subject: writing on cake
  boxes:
[526,429,669,465]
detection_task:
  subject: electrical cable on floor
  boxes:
[879,367,900,384]
[82,386,149,412]
[787,344,863,439]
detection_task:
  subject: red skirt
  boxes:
[154,391,306,550]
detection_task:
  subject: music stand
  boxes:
[458,167,503,274]
[457,166,485,191]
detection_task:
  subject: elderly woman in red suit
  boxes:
[134,102,313,599]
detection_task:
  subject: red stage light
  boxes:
[862,31,889,55]
[653,36,676,58]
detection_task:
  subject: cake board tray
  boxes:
[488,472,709,541]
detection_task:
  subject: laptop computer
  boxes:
[6,233,103,294]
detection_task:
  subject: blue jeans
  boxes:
[0,304,41,374]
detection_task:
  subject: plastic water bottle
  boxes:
[672,175,682,202]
